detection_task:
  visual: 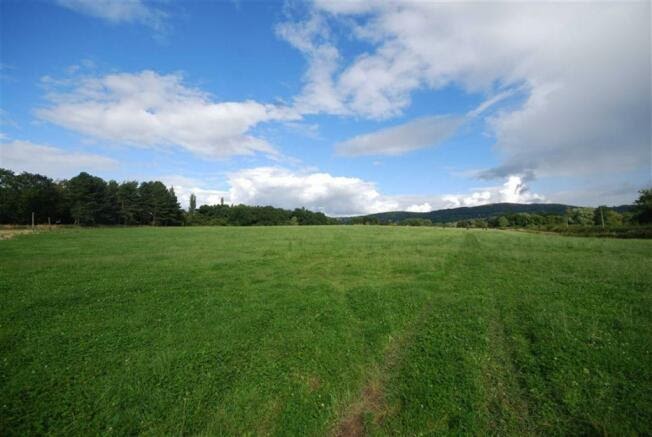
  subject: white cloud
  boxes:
[37,70,299,159]
[336,115,463,156]
[227,167,398,216]
[405,202,432,213]
[158,175,229,209]
[0,140,118,178]
[56,0,166,30]
[276,14,348,115]
[442,176,544,208]
[283,1,650,176]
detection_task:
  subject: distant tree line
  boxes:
[452,198,651,229]
[350,189,652,234]
[0,168,337,226]
[187,204,337,226]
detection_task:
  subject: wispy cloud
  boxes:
[56,0,167,31]
[335,115,463,156]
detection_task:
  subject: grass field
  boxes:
[1,226,651,435]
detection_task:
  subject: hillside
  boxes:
[342,202,634,224]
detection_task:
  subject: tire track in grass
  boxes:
[332,231,469,436]
[483,299,535,435]
[351,231,534,435]
[464,232,534,434]
[333,295,438,437]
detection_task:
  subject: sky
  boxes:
[0,0,650,216]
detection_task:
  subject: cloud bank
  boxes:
[170,167,544,216]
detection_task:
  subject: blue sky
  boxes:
[1,0,650,215]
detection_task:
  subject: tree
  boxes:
[103,180,121,224]
[402,218,432,226]
[0,170,62,224]
[65,172,109,225]
[139,182,182,225]
[594,206,623,227]
[456,219,472,228]
[497,216,509,228]
[0,169,19,223]
[566,207,595,226]
[633,188,652,224]
[189,193,197,215]
[117,181,141,225]
[165,187,183,225]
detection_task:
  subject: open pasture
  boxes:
[1,227,651,435]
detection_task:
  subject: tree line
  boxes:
[0,169,183,225]
[0,168,336,226]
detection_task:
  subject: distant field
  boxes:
[1,227,651,435]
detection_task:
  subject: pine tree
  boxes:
[67,172,108,225]
[117,181,141,225]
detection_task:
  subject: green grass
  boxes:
[1,226,650,435]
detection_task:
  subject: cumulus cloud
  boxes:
[56,0,166,30]
[37,70,299,159]
[0,140,118,178]
[282,1,650,177]
[336,115,463,156]
[227,167,399,216]
[442,176,545,208]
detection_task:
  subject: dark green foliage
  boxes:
[633,188,652,223]
[565,207,595,226]
[0,168,183,226]
[290,207,334,225]
[594,205,623,227]
[138,182,182,225]
[350,216,380,225]
[117,181,141,225]
[188,204,335,226]
[0,169,62,224]
[497,216,509,228]
[67,172,109,225]
[400,218,432,226]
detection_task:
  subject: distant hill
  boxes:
[341,202,635,224]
